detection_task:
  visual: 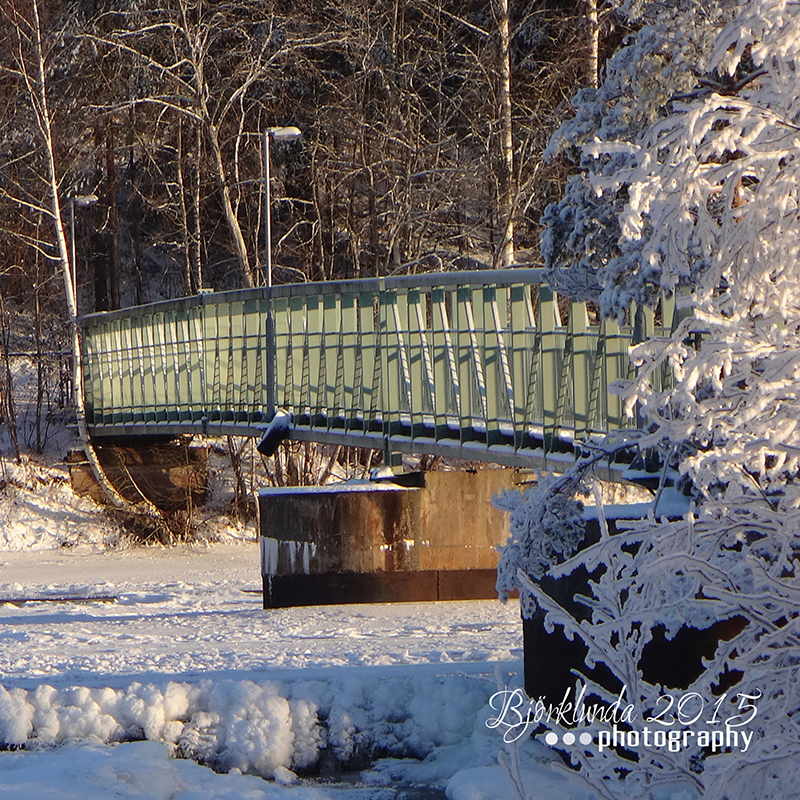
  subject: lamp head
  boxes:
[72,193,99,207]
[268,126,302,143]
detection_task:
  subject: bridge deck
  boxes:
[80,270,674,467]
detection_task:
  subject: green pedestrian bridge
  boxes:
[80,269,675,468]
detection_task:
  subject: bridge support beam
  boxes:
[68,438,208,510]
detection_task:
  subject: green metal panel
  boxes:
[320,293,340,421]
[455,286,486,429]
[191,308,206,417]
[128,318,143,422]
[484,285,515,444]
[538,286,561,449]
[223,305,236,422]
[121,318,138,423]
[229,301,247,419]
[204,302,222,423]
[601,317,630,430]
[509,285,535,443]
[240,298,260,421]
[381,288,411,433]
[406,289,434,434]
[153,313,171,422]
[431,288,459,434]
[554,313,574,442]
[379,289,393,425]
[478,287,497,432]
[395,289,412,419]
[273,295,290,412]
[137,319,154,423]
[571,302,592,436]
[304,295,322,419]
[108,322,122,423]
[85,324,105,424]
[360,291,379,428]
[339,292,358,425]
[288,295,306,416]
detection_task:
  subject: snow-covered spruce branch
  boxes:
[499,6,800,794]
[493,433,643,606]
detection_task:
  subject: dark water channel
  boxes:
[304,773,448,798]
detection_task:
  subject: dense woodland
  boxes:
[0,0,622,324]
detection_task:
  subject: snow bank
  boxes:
[445,764,598,800]
[0,740,328,799]
[0,459,117,551]
[0,673,492,782]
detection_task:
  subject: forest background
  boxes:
[0,0,616,477]
[0,0,613,316]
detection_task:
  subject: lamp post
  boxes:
[262,126,301,288]
[69,193,98,314]
[262,127,301,422]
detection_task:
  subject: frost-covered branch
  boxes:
[497,4,800,797]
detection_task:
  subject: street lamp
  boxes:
[262,126,301,288]
[69,193,99,313]
[262,126,301,422]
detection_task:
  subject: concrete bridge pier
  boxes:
[258,469,527,608]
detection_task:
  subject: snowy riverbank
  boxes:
[0,542,599,800]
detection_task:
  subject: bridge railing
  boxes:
[81,269,675,466]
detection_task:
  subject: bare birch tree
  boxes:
[494,0,515,268]
[0,0,148,511]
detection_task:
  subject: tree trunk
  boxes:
[586,0,599,88]
[205,119,254,287]
[495,0,515,269]
[105,124,121,309]
[26,0,140,510]
[176,117,198,294]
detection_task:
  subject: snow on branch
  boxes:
[496,3,800,797]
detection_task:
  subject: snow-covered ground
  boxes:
[0,539,597,800]
[0,361,594,799]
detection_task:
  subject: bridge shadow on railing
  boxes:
[81,269,675,469]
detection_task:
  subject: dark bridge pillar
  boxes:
[259,469,526,607]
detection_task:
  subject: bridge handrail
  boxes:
[79,269,548,326]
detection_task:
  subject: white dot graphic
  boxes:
[562,732,576,745]
[579,732,593,746]
[544,732,559,746]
